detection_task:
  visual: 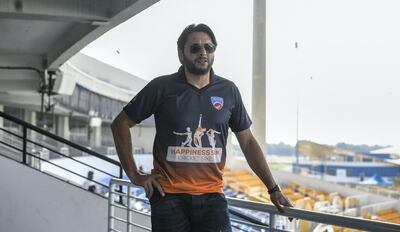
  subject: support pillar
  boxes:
[57,115,70,140]
[252,0,267,154]
[24,109,38,166]
[92,126,102,148]
[56,115,71,156]
[24,109,37,141]
[226,1,266,172]
[89,117,102,148]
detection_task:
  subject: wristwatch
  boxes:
[268,184,281,194]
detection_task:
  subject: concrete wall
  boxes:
[0,155,108,232]
[0,155,152,232]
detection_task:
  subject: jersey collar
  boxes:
[178,66,215,92]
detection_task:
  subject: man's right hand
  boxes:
[131,174,166,198]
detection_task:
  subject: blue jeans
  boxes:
[150,191,232,232]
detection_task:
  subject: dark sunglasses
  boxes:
[189,43,216,54]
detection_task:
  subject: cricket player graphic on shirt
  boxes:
[206,128,221,148]
[193,114,206,148]
[167,114,223,163]
[173,127,193,147]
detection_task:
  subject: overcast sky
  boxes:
[82,0,400,147]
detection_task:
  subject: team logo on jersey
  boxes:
[211,96,224,110]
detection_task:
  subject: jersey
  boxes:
[123,66,252,194]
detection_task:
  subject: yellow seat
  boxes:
[377,212,400,221]
[376,208,397,217]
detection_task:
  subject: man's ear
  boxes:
[178,48,184,64]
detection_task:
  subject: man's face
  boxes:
[179,32,215,75]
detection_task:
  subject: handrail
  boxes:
[0,127,117,177]
[227,198,400,232]
[26,151,109,188]
[0,110,124,194]
[0,111,120,166]
[0,140,23,153]
[27,138,119,178]
[108,178,400,232]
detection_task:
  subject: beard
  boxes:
[182,55,214,75]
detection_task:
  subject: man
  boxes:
[82,170,96,193]
[111,23,292,232]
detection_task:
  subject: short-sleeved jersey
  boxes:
[124,66,252,194]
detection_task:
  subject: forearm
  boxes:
[111,122,139,180]
[236,129,293,212]
[241,137,277,190]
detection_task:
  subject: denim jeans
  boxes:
[150,191,232,232]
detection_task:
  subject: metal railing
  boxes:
[108,179,151,232]
[108,178,400,232]
[0,111,123,192]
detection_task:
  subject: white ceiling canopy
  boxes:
[0,0,159,98]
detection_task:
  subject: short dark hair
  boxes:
[177,24,217,51]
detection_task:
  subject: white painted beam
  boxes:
[0,94,42,109]
[47,0,159,70]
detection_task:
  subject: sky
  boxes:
[82,0,400,147]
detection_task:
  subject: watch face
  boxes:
[268,184,281,194]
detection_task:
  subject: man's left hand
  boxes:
[270,191,293,213]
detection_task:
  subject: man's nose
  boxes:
[199,46,207,55]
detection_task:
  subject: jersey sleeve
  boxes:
[229,84,252,132]
[123,79,160,124]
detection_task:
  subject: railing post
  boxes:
[22,126,27,164]
[126,185,131,232]
[108,182,115,232]
[119,165,124,204]
[269,213,276,232]
[119,165,123,179]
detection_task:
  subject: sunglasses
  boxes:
[189,43,216,54]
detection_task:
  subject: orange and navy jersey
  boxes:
[123,66,251,194]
